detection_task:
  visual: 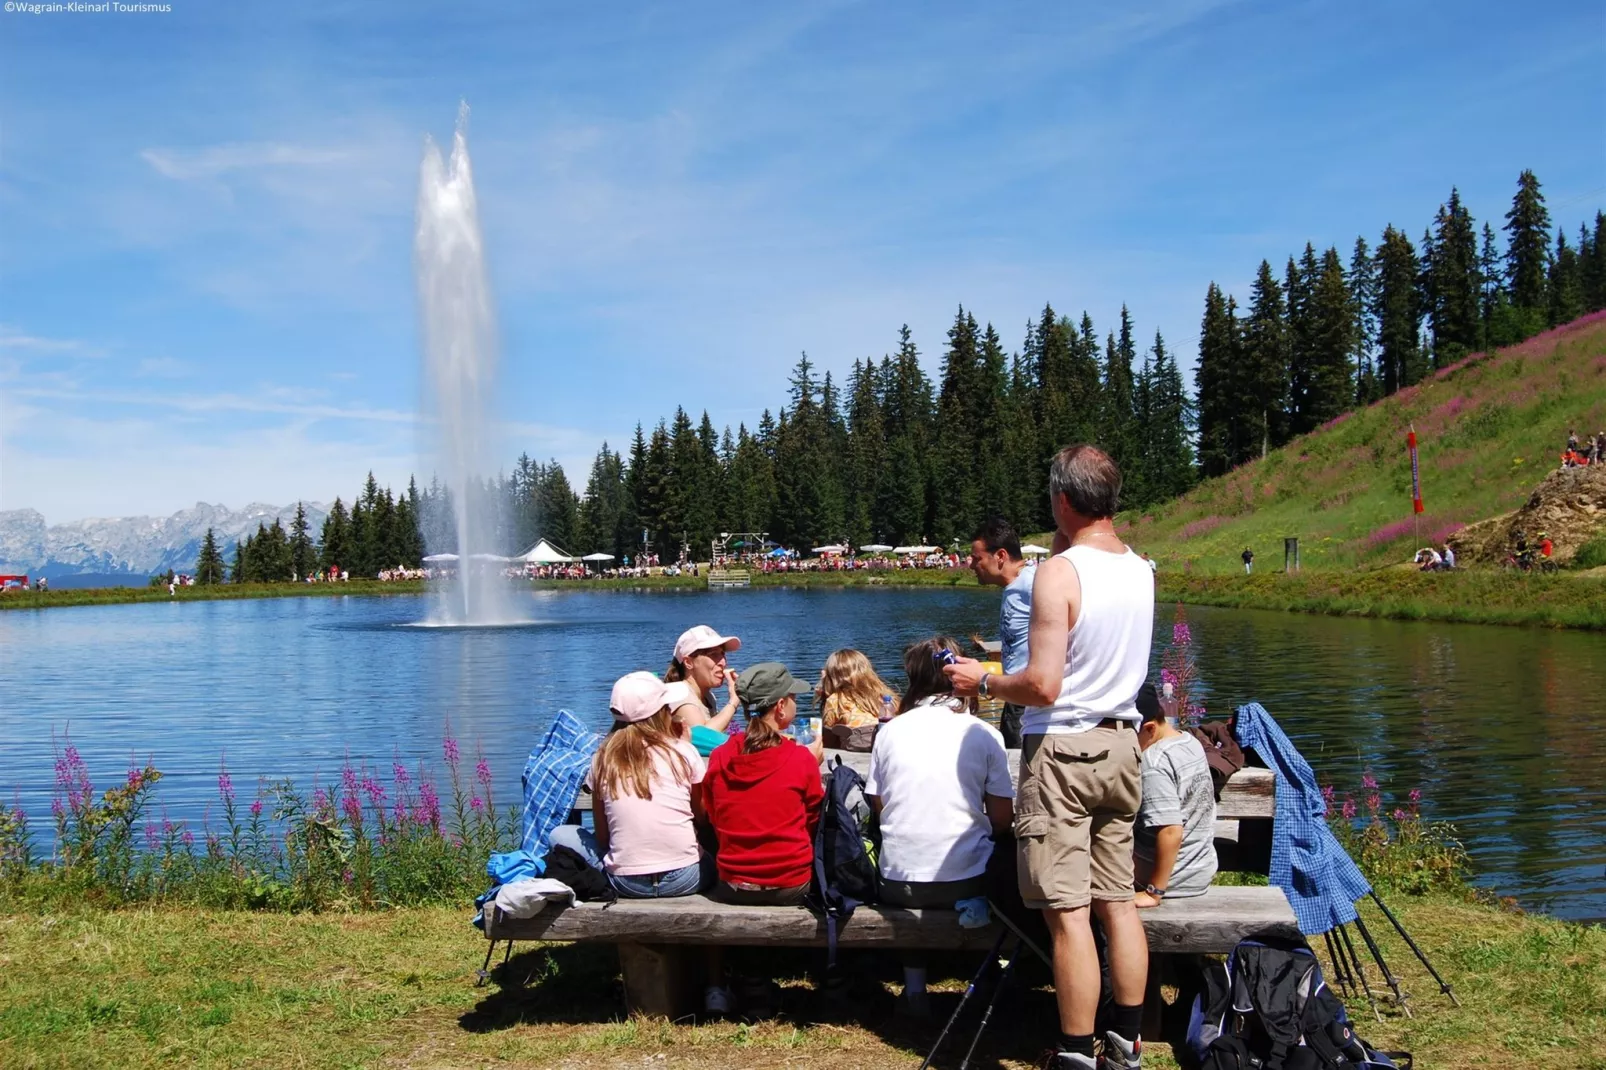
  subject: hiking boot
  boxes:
[1039,1051,1098,1070]
[738,976,777,1020]
[1099,1031,1142,1070]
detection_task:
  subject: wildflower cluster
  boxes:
[1159,602,1208,728]
[1323,770,1469,896]
[2,731,518,911]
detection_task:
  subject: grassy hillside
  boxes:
[1125,311,1606,574]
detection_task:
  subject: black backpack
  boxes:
[1186,937,1410,1070]
[807,757,880,969]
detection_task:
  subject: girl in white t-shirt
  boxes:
[866,636,1014,1017]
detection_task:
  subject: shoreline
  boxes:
[5,567,1603,630]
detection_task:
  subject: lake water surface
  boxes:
[2,588,1602,920]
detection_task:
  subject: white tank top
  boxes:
[1021,543,1155,735]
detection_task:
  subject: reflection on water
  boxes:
[2,590,1602,920]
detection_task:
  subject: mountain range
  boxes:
[0,501,329,584]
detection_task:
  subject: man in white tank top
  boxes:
[946,444,1154,1070]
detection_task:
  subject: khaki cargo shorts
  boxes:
[1015,725,1141,911]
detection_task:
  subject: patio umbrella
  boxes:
[581,552,616,562]
[422,553,459,563]
[858,544,894,553]
[1020,544,1051,557]
[811,544,847,554]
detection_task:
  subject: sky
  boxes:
[1,1,1602,524]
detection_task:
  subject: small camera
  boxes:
[932,648,957,667]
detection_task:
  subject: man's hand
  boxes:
[944,656,987,697]
[1133,891,1163,909]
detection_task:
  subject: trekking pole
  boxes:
[957,938,1022,1070]
[1321,930,1355,998]
[1336,923,1382,1023]
[1368,891,1461,1007]
[919,928,1008,1070]
[1351,912,1411,1018]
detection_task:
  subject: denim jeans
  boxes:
[547,824,711,898]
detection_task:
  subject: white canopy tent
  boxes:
[893,545,940,554]
[421,553,459,563]
[810,544,848,555]
[858,543,894,553]
[516,538,577,564]
[1021,544,1051,557]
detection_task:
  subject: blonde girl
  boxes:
[816,648,899,729]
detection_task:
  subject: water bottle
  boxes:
[793,717,815,746]
[879,694,895,723]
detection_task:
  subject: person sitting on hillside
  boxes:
[1442,543,1457,570]
[1567,428,1580,455]
[1415,547,1442,571]
[865,636,1013,1017]
[1132,683,1217,906]
[816,648,898,736]
[664,625,743,756]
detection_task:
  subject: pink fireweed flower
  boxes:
[417,779,441,828]
[218,770,234,804]
[1341,798,1357,821]
[470,796,485,812]
[182,829,195,848]
[443,736,460,767]
[1321,785,1336,805]
[250,799,263,818]
[341,763,359,795]
[1173,621,1192,647]
[313,788,330,811]
[1408,789,1422,804]
[1366,793,1382,814]
[475,758,492,787]
[128,768,144,788]
[144,822,160,850]
[1160,667,1179,689]
[1393,808,1408,821]
[51,799,64,819]
[1361,772,1378,790]
[361,776,385,804]
[392,762,410,789]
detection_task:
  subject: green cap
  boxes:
[737,661,811,711]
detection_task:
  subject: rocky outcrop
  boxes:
[1450,465,1606,566]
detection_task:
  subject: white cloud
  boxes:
[140,143,356,182]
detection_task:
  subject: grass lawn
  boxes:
[2,895,1601,1069]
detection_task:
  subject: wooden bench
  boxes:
[506,749,1288,1022]
[485,885,1299,1018]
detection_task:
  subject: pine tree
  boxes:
[1374,226,1424,394]
[1286,246,1320,436]
[1195,283,1236,478]
[974,322,1012,522]
[289,502,315,580]
[1148,331,1195,501]
[1241,260,1290,459]
[1100,307,1138,482]
[231,533,249,583]
[195,528,225,585]
[623,424,648,561]
[1479,223,1506,342]
[1588,213,1606,312]
[319,498,351,573]
[1426,188,1481,363]
[1303,248,1356,430]
[1504,169,1552,325]
[843,359,885,544]
[1350,236,1380,404]
[933,308,982,543]
[1549,231,1584,326]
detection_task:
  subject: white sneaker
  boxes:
[703,985,733,1016]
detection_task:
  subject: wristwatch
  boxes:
[978,673,991,699]
[1143,883,1166,899]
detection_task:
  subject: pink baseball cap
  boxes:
[673,625,741,664]
[610,671,671,724]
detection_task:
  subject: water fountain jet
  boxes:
[415,103,522,626]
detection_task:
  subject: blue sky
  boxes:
[2,1,1602,522]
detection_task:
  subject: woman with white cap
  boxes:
[664,624,743,755]
[547,671,714,899]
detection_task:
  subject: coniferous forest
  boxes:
[198,172,1605,581]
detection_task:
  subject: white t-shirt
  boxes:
[598,738,706,877]
[865,696,1014,883]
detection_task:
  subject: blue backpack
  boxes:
[807,757,880,968]
[1187,937,1410,1070]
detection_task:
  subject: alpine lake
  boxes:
[2,586,1602,921]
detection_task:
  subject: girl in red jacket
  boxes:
[703,661,825,905]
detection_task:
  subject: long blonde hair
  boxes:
[594,708,693,801]
[817,649,897,713]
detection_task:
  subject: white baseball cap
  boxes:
[673,625,741,664]
[610,671,671,724]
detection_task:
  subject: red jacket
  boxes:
[704,733,824,888]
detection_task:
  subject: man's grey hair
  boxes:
[1048,444,1122,519]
